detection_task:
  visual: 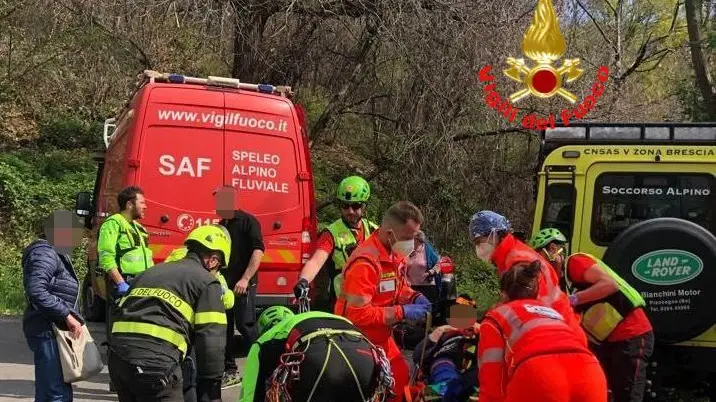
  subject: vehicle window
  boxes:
[541,183,575,239]
[592,173,715,244]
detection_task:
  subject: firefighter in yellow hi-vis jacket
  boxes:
[108,225,229,402]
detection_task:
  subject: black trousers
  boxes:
[224,283,258,372]
[593,331,655,402]
[108,351,183,402]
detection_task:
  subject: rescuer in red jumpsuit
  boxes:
[335,201,432,402]
[469,210,585,342]
[478,259,608,402]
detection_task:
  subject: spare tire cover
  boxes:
[602,217,716,344]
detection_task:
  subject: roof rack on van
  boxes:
[142,70,294,98]
[542,122,716,145]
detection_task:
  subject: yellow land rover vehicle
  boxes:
[532,122,716,401]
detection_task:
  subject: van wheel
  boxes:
[80,275,105,322]
[602,218,716,344]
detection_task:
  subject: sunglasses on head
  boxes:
[340,202,364,210]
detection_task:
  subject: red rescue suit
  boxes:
[335,230,419,402]
[478,299,608,402]
[491,233,585,341]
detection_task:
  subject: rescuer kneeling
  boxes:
[478,260,608,402]
[238,306,395,402]
[530,228,654,402]
[108,225,230,402]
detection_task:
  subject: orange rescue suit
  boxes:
[477,299,608,402]
[335,229,419,402]
[490,233,585,342]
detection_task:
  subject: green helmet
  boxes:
[529,228,567,250]
[336,176,371,203]
[258,306,294,335]
[184,225,232,266]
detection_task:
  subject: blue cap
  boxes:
[469,210,511,240]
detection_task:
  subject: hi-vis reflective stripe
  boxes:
[194,312,227,325]
[261,249,299,264]
[120,287,194,323]
[112,321,188,356]
[493,304,569,345]
[478,347,505,368]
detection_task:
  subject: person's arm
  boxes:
[477,319,507,402]
[234,215,266,294]
[23,247,72,321]
[216,272,234,310]
[194,281,228,402]
[571,264,619,306]
[97,220,125,285]
[238,215,265,282]
[238,343,262,402]
[341,261,404,327]
[298,231,334,283]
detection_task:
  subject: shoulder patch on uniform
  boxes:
[523,304,564,320]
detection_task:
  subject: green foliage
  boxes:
[0,150,95,312]
[675,77,713,122]
[36,112,104,150]
[451,248,500,312]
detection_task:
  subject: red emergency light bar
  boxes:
[141,70,293,98]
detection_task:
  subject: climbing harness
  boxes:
[266,328,395,402]
[266,351,306,402]
[268,287,394,402]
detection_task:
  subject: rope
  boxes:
[331,338,367,402]
[305,341,333,402]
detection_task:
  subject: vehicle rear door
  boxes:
[223,92,302,270]
[136,86,225,259]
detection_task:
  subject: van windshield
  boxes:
[592,172,715,244]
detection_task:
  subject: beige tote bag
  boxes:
[52,323,104,383]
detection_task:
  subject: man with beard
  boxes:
[293,176,379,312]
[97,186,154,392]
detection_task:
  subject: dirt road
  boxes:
[0,316,243,402]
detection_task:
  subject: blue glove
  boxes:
[415,295,431,306]
[403,303,430,321]
[115,281,130,297]
[569,294,579,306]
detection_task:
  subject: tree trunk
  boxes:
[230,0,275,82]
[684,0,716,119]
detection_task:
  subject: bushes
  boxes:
[0,149,95,313]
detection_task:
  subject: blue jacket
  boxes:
[424,240,440,271]
[422,240,442,290]
[22,239,82,337]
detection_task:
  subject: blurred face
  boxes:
[215,187,237,219]
[339,201,364,227]
[448,304,478,329]
[128,193,147,220]
[45,211,84,255]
